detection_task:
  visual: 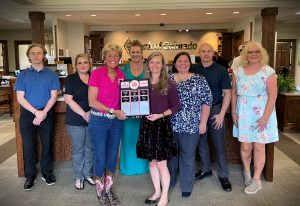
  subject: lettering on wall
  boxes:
[124,38,197,54]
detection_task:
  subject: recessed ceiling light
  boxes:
[160,13,167,16]
[206,12,213,15]
[65,14,72,17]
[90,14,96,17]
[185,29,190,32]
[296,11,300,15]
[233,11,240,14]
[135,14,141,17]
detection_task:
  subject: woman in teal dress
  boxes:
[120,40,149,175]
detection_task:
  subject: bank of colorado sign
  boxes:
[124,39,197,54]
[142,41,197,50]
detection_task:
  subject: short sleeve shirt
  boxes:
[64,72,90,126]
[193,62,231,105]
[14,66,60,109]
[170,74,212,134]
[88,66,125,112]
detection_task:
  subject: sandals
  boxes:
[85,177,96,185]
[75,179,84,190]
[244,179,262,194]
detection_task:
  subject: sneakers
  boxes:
[244,179,262,194]
[42,173,56,185]
[24,176,36,191]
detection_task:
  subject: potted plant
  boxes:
[277,73,296,93]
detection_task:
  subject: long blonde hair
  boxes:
[147,51,169,94]
[239,42,269,67]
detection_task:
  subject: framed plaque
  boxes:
[120,79,150,116]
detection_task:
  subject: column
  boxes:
[261,7,278,182]
[29,11,45,45]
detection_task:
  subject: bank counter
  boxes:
[11,78,275,181]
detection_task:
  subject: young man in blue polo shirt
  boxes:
[14,43,60,191]
[193,43,232,192]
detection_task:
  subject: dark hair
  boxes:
[171,51,193,73]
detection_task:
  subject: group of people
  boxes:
[14,40,279,206]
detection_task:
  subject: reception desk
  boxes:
[276,92,300,132]
[13,88,275,181]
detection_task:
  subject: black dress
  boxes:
[136,116,177,161]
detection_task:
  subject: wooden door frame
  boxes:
[277,39,296,77]
[14,40,32,70]
[0,40,9,75]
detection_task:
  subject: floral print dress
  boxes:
[232,66,279,143]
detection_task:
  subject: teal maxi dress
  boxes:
[120,64,149,175]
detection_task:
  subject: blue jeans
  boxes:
[67,125,93,181]
[88,115,123,177]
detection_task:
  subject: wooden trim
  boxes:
[0,40,9,75]
[14,40,32,70]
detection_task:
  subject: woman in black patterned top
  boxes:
[168,52,212,198]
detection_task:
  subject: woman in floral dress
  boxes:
[231,42,279,194]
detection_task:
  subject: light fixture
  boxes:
[160,13,167,16]
[233,11,240,14]
[135,14,141,17]
[296,11,300,15]
[185,29,190,32]
[90,14,96,17]
[65,14,72,17]
[206,12,213,15]
[177,30,182,32]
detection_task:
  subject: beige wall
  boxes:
[101,30,221,63]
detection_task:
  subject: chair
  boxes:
[0,78,13,116]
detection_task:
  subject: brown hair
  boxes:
[130,39,143,51]
[26,43,47,63]
[147,51,169,94]
[74,53,92,72]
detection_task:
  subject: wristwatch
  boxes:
[108,108,114,115]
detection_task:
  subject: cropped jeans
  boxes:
[88,114,123,177]
[67,125,94,181]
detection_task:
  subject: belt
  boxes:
[90,109,116,119]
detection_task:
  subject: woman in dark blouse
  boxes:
[168,52,212,197]
[136,51,180,206]
[64,53,94,190]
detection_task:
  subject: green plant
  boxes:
[277,73,296,93]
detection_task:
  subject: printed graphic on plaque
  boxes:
[120,79,150,116]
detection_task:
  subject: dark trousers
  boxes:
[197,103,229,178]
[19,107,54,178]
[168,132,200,193]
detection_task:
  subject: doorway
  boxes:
[14,40,32,70]
[276,39,296,77]
[0,40,9,75]
[232,30,244,58]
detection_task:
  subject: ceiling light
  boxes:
[296,11,300,15]
[65,14,72,17]
[135,14,141,17]
[206,12,213,15]
[185,29,190,32]
[233,11,240,14]
[160,13,167,16]
[90,14,96,17]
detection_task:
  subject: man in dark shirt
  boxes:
[193,43,232,192]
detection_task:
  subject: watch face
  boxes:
[129,80,139,90]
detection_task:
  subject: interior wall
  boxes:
[101,30,221,63]
[233,17,255,42]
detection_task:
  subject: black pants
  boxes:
[20,107,54,178]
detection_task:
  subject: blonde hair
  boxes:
[147,51,169,94]
[74,53,92,72]
[102,43,122,60]
[239,42,269,67]
[26,43,47,63]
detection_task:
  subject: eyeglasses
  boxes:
[248,50,260,55]
[77,61,89,65]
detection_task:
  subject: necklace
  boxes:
[176,73,190,82]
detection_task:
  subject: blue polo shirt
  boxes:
[14,66,60,109]
[193,62,231,105]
